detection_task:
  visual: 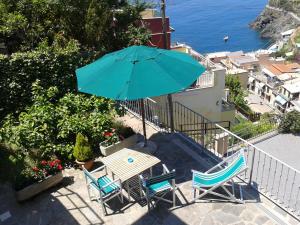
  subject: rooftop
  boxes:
[227,52,259,66]
[283,83,300,94]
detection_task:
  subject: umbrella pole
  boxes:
[140,99,147,147]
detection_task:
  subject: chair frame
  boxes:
[83,165,124,215]
[140,164,176,211]
[191,149,247,204]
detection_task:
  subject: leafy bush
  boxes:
[231,119,278,141]
[112,121,135,139]
[73,133,94,162]
[279,110,300,134]
[0,81,116,161]
[0,42,98,120]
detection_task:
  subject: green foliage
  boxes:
[225,74,251,112]
[112,121,135,139]
[0,82,116,160]
[231,119,278,141]
[73,133,94,162]
[0,0,150,53]
[279,110,300,134]
[0,42,99,119]
[269,0,300,15]
[0,143,36,190]
[125,25,151,46]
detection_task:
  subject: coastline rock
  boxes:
[250,7,300,41]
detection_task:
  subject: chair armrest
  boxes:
[101,178,121,190]
[162,164,170,174]
[191,169,205,176]
[90,165,106,174]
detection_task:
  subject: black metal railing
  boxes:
[119,98,300,220]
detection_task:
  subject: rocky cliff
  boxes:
[251,5,300,40]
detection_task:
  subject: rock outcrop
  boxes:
[251,7,300,40]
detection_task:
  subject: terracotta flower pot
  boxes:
[75,159,94,171]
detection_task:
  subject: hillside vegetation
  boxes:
[269,0,300,16]
[251,0,300,40]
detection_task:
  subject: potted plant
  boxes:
[99,126,139,156]
[16,159,64,202]
[73,133,94,170]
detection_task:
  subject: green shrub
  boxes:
[0,43,98,120]
[73,133,94,162]
[112,121,135,139]
[0,82,116,161]
[279,110,300,134]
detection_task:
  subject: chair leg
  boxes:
[147,197,151,212]
[193,188,196,201]
[101,201,107,216]
[172,189,176,207]
[120,192,124,204]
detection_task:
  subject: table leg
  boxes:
[126,180,131,202]
[150,167,153,176]
[139,176,143,199]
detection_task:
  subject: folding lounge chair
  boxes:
[83,165,124,215]
[139,164,176,211]
[191,149,247,203]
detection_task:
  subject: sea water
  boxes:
[165,0,270,53]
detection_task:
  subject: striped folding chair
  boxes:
[83,165,123,215]
[191,149,248,203]
[139,164,176,211]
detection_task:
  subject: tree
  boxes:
[0,0,150,54]
[279,110,300,134]
[225,74,252,113]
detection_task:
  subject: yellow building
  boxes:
[153,44,235,126]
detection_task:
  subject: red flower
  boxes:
[57,164,63,171]
[104,132,113,137]
[40,160,47,166]
[55,159,61,164]
[49,161,55,167]
[32,167,39,172]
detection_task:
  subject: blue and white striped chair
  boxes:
[191,149,247,203]
[139,164,176,211]
[83,165,123,215]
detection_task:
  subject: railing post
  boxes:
[200,117,205,145]
[249,147,256,185]
[167,94,175,132]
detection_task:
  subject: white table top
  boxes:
[101,148,161,182]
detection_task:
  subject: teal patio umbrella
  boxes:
[76,45,205,145]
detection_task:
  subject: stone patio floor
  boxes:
[0,133,281,225]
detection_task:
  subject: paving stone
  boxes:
[240,210,255,222]
[254,215,270,224]
[232,222,245,225]
[211,210,241,224]
[222,204,246,217]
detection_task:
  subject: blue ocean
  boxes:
[164,0,270,53]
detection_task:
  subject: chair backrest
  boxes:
[145,171,176,187]
[83,168,99,188]
[193,151,247,187]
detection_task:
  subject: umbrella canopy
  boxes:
[76,45,205,100]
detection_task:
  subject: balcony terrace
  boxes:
[1,99,299,225]
[0,132,288,225]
